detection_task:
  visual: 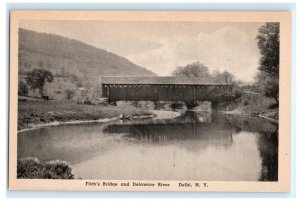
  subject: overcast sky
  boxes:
[20,20,264,82]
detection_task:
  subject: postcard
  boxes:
[9,11,292,192]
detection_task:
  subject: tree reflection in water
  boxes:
[18,111,278,181]
[104,111,278,181]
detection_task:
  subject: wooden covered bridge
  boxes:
[101,76,233,102]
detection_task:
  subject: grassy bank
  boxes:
[222,92,279,121]
[17,158,74,179]
[18,99,154,130]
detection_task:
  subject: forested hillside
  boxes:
[18,28,155,87]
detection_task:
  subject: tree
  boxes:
[255,72,279,103]
[18,81,28,96]
[172,62,210,109]
[212,70,242,102]
[212,70,235,85]
[172,61,209,77]
[256,23,279,102]
[65,89,76,101]
[256,23,279,78]
[25,68,54,97]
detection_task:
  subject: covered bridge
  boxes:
[101,76,232,102]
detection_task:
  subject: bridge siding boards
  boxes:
[101,77,231,102]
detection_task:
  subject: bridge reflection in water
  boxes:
[104,111,234,149]
[102,111,278,181]
[17,111,278,181]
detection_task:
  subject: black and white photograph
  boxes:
[9,11,292,192]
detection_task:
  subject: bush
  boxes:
[17,158,74,179]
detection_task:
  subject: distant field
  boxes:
[18,99,153,130]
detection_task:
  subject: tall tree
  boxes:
[212,70,235,85]
[255,71,279,103]
[172,61,209,77]
[25,68,54,97]
[256,23,279,78]
[172,62,210,109]
[256,23,280,102]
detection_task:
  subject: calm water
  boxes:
[18,112,278,181]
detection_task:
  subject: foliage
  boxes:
[17,158,74,179]
[256,23,279,78]
[255,72,279,103]
[172,61,240,108]
[18,81,28,96]
[65,89,76,101]
[25,68,54,97]
[212,70,236,85]
[213,71,242,100]
[172,61,209,77]
[172,61,236,85]
[18,28,155,86]
[256,23,279,103]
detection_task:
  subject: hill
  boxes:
[18,28,156,101]
[18,28,155,85]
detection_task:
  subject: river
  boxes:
[17,111,278,181]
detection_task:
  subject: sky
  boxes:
[20,20,264,82]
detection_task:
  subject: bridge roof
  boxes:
[100,76,228,85]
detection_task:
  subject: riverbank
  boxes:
[221,92,279,123]
[18,99,155,130]
[221,109,278,124]
[18,117,119,133]
[18,108,183,133]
